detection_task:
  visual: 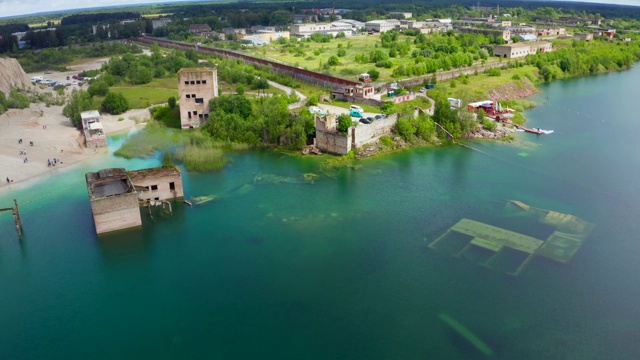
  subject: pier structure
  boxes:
[0,199,24,239]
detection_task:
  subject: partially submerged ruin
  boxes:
[85,165,184,234]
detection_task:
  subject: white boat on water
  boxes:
[539,129,554,134]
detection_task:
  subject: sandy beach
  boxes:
[0,57,150,194]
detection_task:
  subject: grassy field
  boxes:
[142,13,173,19]
[431,65,542,101]
[111,77,179,109]
[242,33,502,83]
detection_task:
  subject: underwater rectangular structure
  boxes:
[429,201,594,276]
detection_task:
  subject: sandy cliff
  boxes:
[0,57,30,96]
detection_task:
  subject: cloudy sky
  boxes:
[0,0,639,19]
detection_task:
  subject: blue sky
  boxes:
[0,0,639,19]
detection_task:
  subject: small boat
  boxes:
[539,129,554,134]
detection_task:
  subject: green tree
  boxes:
[7,90,30,109]
[63,90,94,128]
[337,113,352,133]
[87,80,110,97]
[102,92,129,115]
[368,68,380,81]
[327,55,340,66]
[168,96,176,109]
[270,10,292,26]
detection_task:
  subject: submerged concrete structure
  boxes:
[85,166,185,234]
[129,165,184,203]
[86,168,141,234]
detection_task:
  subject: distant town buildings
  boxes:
[290,23,351,38]
[178,68,218,129]
[188,24,212,37]
[365,20,399,33]
[574,33,594,41]
[151,18,172,30]
[493,41,552,59]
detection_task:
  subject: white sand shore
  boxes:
[0,56,151,195]
[0,104,147,193]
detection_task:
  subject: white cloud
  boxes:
[0,0,187,18]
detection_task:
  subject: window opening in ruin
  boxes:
[151,185,158,191]
[195,98,204,104]
[190,81,195,84]
[202,80,207,84]
[188,111,192,119]
[170,182,175,191]
[196,80,201,84]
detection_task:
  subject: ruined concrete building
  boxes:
[86,168,141,234]
[81,110,107,148]
[178,67,218,129]
[314,114,398,155]
[128,166,184,203]
[85,166,185,234]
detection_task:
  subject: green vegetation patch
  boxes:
[114,122,247,172]
[110,85,177,109]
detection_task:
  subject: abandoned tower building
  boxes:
[178,67,219,129]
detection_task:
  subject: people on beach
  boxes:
[18,138,22,144]
[23,157,28,163]
[6,177,9,183]
[30,141,33,146]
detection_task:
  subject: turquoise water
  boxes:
[1,67,640,359]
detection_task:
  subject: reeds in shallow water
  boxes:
[114,121,250,171]
[174,144,227,172]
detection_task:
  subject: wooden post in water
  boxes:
[12,199,23,239]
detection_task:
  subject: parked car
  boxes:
[349,105,364,113]
[375,114,386,120]
[350,109,363,118]
[44,71,52,74]
[64,82,72,86]
[419,87,426,93]
[72,75,80,80]
[308,106,326,117]
[78,81,83,86]
[359,118,371,124]
[366,117,374,123]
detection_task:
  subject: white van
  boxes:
[350,105,364,113]
[31,76,43,83]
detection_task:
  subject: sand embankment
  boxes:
[0,56,150,194]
